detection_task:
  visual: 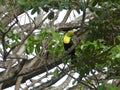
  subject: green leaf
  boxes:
[38,29,48,41]
[98,82,105,90]
[63,0,70,9]
[98,83,119,90]
[54,68,59,77]
[58,3,63,11]
[107,84,119,90]
[72,79,77,85]
[90,0,98,6]
[26,44,34,54]
[18,0,26,5]
[76,9,81,14]
[79,2,85,11]
[62,57,68,64]
[51,28,60,40]
[31,8,37,15]
[95,9,105,19]
[18,0,31,10]
[42,7,49,12]
[31,7,40,15]
[39,0,48,7]
[48,11,54,20]
[49,1,59,8]
[35,44,40,54]
[29,34,34,41]
[25,34,35,54]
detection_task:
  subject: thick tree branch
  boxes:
[34,69,69,90]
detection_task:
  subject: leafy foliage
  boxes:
[54,68,60,77]
[25,29,49,54]
[0,0,5,5]
[48,29,64,59]
[98,83,119,90]
[0,0,120,89]
[17,0,87,14]
[75,39,108,76]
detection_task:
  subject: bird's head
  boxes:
[66,30,74,37]
[64,30,75,44]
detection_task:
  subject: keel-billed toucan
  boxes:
[63,30,75,59]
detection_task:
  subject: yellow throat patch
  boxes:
[63,30,74,44]
[64,35,70,44]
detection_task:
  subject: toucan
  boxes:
[63,30,75,59]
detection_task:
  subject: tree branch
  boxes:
[60,10,72,25]
[34,69,69,90]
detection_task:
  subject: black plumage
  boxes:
[64,39,75,59]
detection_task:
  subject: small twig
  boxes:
[83,77,97,90]
[6,43,19,58]
[47,71,74,90]
[91,70,99,86]
[1,33,6,61]
[81,0,89,26]
[1,15,18,61]
[74,0,90,39]
[25,11,35,27]
[57,65,94,89]
[9,11,48,59]
[4,15,18,35]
